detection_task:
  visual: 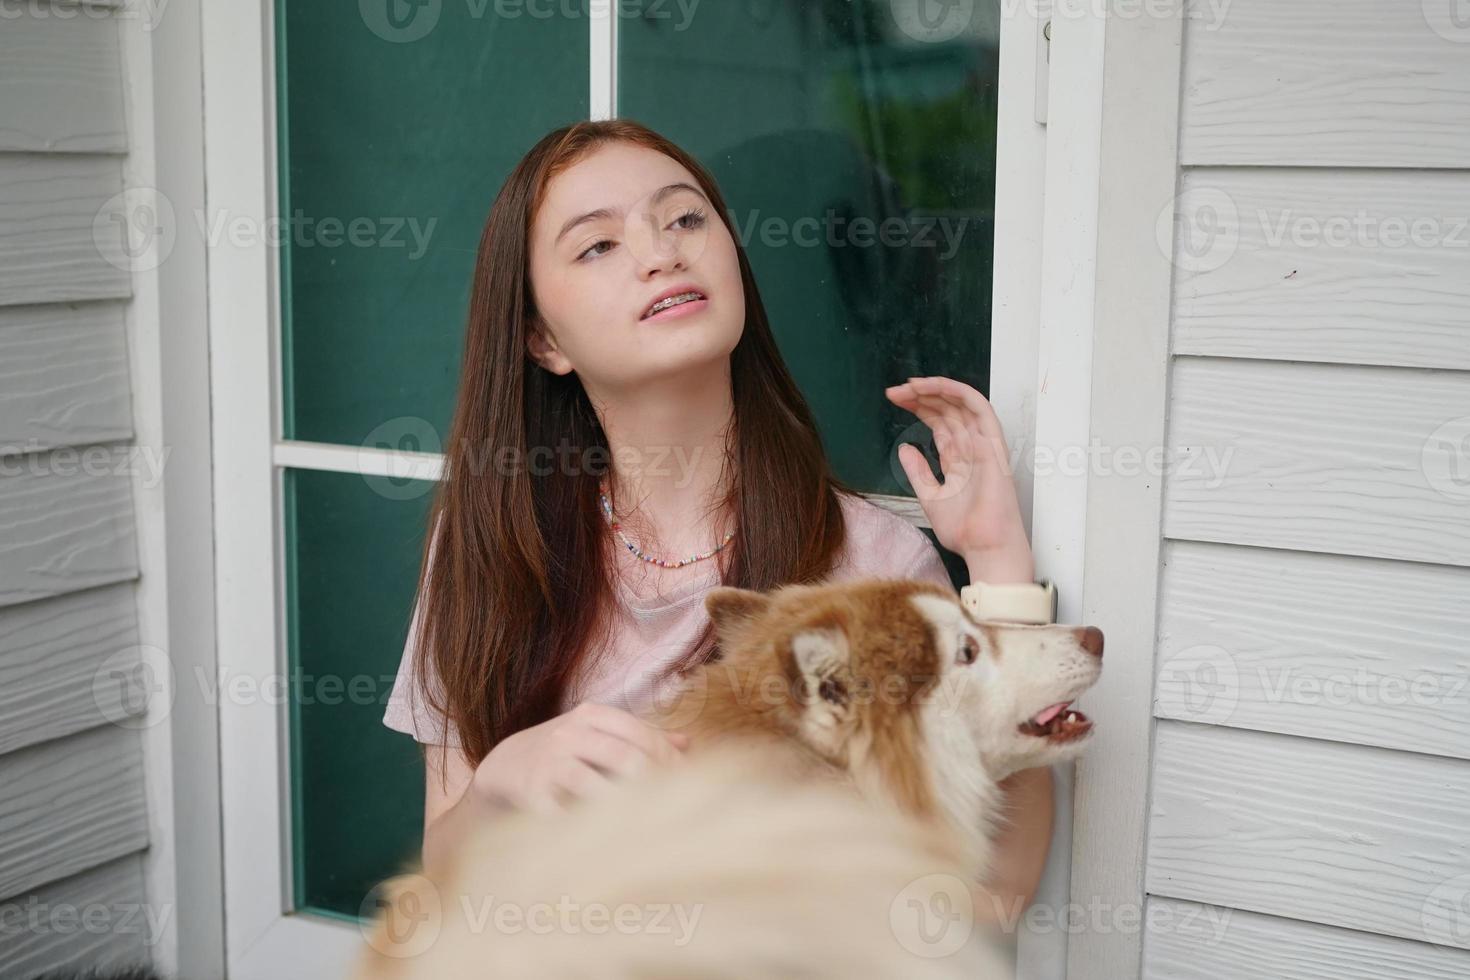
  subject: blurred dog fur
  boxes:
[354,577,1102,978]
[354,739,1011,979]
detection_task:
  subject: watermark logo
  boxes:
[1158,186,1239,274]
[890,0,976,44]
[360,874,442,957]
[1422,415,1470,500]
[726,208,971,261]
[0,443,170,488]
[981,892,1234,940]
[96,187,177,274]
[889,419,971,504]
[0,0,170,31]
[890,872,974,957]
[1422,872,1470,946]
[361,416,443,500]
[1423,0,1470,43]
[629,659,712,732]
[359,1,702,44]
[360,0,442,42]
[618,183,714,278]
[92,645,176,730]
[0,896,174,947]
[197,208,438,258]
[1155,644,1239,725]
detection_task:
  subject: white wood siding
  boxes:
[1143,898,1470,980]
[0,154,132,305]
[0,461,140,606]
[0,1,127,154]
[1171,169,1470,370]
[0,724,149,900]
[0,2,153,976]
[1156,540,1470,760]
[0,582,144,755]
[1179,0,1470,167]
[0,855,151,978]
[1163,356,1470,566]
[1147,721,1470,948]
[0,301,134,454]
[1139,0,1470,972]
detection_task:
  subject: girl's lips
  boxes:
[641,296,709,323]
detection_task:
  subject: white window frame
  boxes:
[200,1,1159,975]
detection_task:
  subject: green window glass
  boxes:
[278,2,589,445]
[620,1,998,494]
[284,468,435,915]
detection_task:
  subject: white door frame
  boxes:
[203,0,366,970]
[200,1,1155,975]
[1064,4,1185,978]
[981,3,1187,977]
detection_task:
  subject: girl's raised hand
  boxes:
[885,375,1035,584]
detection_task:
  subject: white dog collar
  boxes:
[960,579,1058,625]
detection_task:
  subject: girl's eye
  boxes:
[671,207,706,231]
[576,208,704,262]
[577,239,614,262]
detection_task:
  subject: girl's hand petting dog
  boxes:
[471,700,690,814]
[886,375,1035,585]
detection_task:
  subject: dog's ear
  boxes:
[790,624,853,710]
[787,622,858,758]
[705,586,772,630]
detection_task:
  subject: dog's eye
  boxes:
[957,633,979,665]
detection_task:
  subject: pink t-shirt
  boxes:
[382,491,955,750]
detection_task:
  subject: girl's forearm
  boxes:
[963,541,1035,586]
[978,765,1055,923]
[961,543,1051,915]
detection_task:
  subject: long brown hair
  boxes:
[413,118,856,764]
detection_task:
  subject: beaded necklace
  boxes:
[597,476,734,569]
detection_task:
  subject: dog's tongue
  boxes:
[1031,702,1070,726]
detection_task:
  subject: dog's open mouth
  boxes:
[1019,701,1092,742]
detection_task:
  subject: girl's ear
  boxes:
[526,320,574,375]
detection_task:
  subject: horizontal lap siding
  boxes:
[1170,169,1470,370]
[1155,540,1470,760]
[0,3,127,153]
[0,855,151,978]
[0,154,131,307]
[0,582,145,755]
[0,724,149,900]
[1163,356,1470,566]
[1180,0,1470,167]
[1143,897,1470,980]
[0,459,140,607]
[1146,722,1470,949]
[1147,0,1470,969]
[0,301,134,455]
[0,3,151,967]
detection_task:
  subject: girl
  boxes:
[383,119,1053,914]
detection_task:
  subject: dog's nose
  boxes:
[1074,626,1104,658]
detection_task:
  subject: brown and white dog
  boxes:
[644,576,1104,882]
[353,577,1102,978]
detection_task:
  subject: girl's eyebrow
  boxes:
[553,181,705,245]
